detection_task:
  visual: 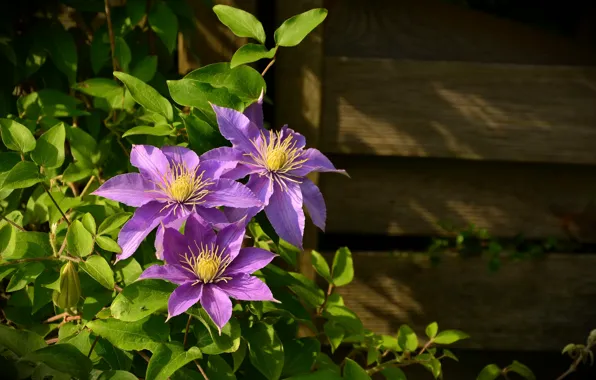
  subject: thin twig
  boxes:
[1,215,26,232]
[88,336,99,358]
[183,314,193,349]
[417,339,434,356]
[45,337,59,345]
[43,185,70,226]
[556,343,596,380]
[194,360,209,380]
[44,312,69,324]
[136,350,151,363]
[261,58,276,77]
[104,0,119,72]
[0,256,59,267]
[80,176,96,198]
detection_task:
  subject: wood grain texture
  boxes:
[325,0,596,64]
[327,251,596,351]
[178,0,257,74]
[321,58,596,164]
[322,156,596,241]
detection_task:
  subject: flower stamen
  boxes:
[179,242,232,284]
[246,130,308,175]
[149,163,214,213]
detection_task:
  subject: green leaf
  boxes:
[434,330,470,345]
[245,322,284,380]
[87,315,169,352]
[213,5,266,44]
[146,343,202,380]
[310,250,332,283]
[90,28,110,74]
[63,161,93,183]
[111,279,176,321]
[287,271,325,308]
[25,46,47,77]
[113,258,142,286]
[231,44,276,68]
[47,25,78,84]
[114,37,132,72]
[114,71,174,121]
[20,89,86,118]
[149,1,178,53]
[0,118,36,152]
[285,370,343,380]
[187,307,241,354]
[181,112,225,155]
[0,324,47,356]
[1,161,44,190]
[6,262,45,292]
[31,122,66,169]
[442,348,459,361]
[122,124,174,138]
[232,339,247,372]
[422,358,442,379]
[282,337,320,377]
[397,325,418,352]
[331,247,353,286]
[131,56,158,83]
[98,212,132,235]
[323,322,344,353]
[95,338,133,371]
[4,231,52,260]
[67,220,95,257]
[98,371,138,380]
[274,9,327,47]
[323,302,363,334]
[73,78,121,98]
[477,364,501,380]
[69,127,100,165]
[343,358,371,380]
[23,343,93,380]
[82,213,96,234]
[381,367,407,380]
[96,235,122,253]
[204,355,237,380]
[425,322,438,339]
[80,255,115,290]
[507,361,535,380]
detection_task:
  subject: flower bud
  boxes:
[52,261,81,309]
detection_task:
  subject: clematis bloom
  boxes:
[138,214,277,330]
[92,144,262,261]
[202,97,347,248]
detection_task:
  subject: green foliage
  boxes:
[274,9,328,47]
[213,5,266,44]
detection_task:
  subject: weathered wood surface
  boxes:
[322,156,596,241]
[178,0,257,74]
[321,58,596,164]
[327,251,596,351]
[325,0,596,64]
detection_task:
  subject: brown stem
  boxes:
[137,350,151,363]
[0,256,59,267]
[194,360,210,380]
[183,315,193,349]
[417,338,434,356]
[44,312,68,324]
[104,0,119,72]
[114,284,123,293]
[88,336,99,358]
[45,337,59,345]
[556,343,596,380]
[1,215,26,232]
[80,176,96,198]
[44,185,70,226]
[261,58,276,77]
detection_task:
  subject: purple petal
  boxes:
[168,282,203,319]
[91,173,158,207]
[200,147,244,162]
[202,179,262,209]
[216,275,276,301]
[300,178,326,231]
[184,213,216,246]
[117,201,168,261]
[138,264,190,285]
[162,226,192,266]
[290,148,347,177]
[215,220,246,261]
[225,247,276,276]
[280,125,306,149]
[224,174,273,222]
[264,181,305,249]
[130,145,170,183]
[155,213,189,260]
[211,104,260,151]
[195,207,230,230]
[161,145,200,171]
[197,160,238,180]
[201,285,232,332]
[243,90,265,130]
[220,164,259,181]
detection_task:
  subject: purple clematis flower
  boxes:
[138,214,277,330]
[92,144,262,261]
[201,97,347,249]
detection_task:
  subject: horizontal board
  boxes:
[325,0,596,64]
[329,251,596,351]
[322,58,596,164]
[322,156,596,241]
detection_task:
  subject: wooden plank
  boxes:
[325,0,596,64]
[321,58,596,164]
[322,156,596,241]
[328,251,596,351]
[178,0,257,74]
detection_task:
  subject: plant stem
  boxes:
[136,350,151,363]
[0,256,58,267]
[43,185,70,226]
[261,58,276,76]
[194,360,210,380]
[80,176,96,198]
[104,0,119,72]
[417,339,434,356]
[1,215,26,232]
[44,312,68,324]
[183,314,192,349]
[88,336,99,358]
[555,342,596,380]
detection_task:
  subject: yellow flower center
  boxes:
[179,242,232,284]
[169,176,196,202]
[266,149,287,171]
[151,163,214,213]
[247,130,308,175]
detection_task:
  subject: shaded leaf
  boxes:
[131,56,158,83]
[23,343,92,380]
[146,343,202,380]
[507,361,535,380]
[344,358,371,380]
[0,324,47,357]
[149,1,178,53]
[282,337,320,377]
[114,71,173,121]
[122,124,174,138]
[477,364,501,380]
[31,122,66,169]
[245,322,284,380]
